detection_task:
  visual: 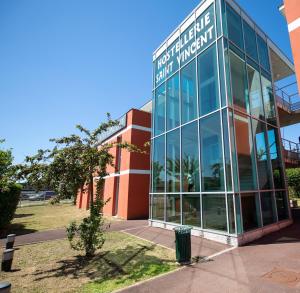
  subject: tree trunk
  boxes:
[89,173,93,212]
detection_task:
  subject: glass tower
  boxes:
[150,0,291,245]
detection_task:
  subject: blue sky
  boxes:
[0,0,298,163]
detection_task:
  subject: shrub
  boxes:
[286,168,300,197]
[0,183,22,229]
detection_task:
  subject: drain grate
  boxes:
[262,267,300,288]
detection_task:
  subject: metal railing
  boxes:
[282,138,300,164]
[275,81,300,112]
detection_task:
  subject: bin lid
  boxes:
[0,282,11,289]
[174,225,192,233]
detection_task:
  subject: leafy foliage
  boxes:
[286,168,300,197]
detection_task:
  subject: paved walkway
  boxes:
[1,219,148,247]
[120,219,300,293]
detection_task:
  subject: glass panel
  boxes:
[226,4,244,50]
[202,194,227,231]
[243,21,258,62]
[224,39,232,105]
[198,44,220,116]
[181,60,197,124]
[260,192,276,225]
[261,75,276,125]
[180,23,196,67]
[154,84,166,136]
[228,194,235,234]
[166,194,181,224]
[152,195,164,221]
[222,109,232,191]
[252,119,272,190]
[235,194,243,234]
[234,112,257,191]
[200,112,225,191]
[267,126,285,189]
[183,194,201,227]
[166,74,180,130]
[241,193,261,231]
[229,51,248,113]
[167,39,180,77]
[229,110,239,191]
[257,35,270,72]
[217,39,226,107]
[276,191,289,221]
[152,136,165,192]
[154,52,167,87]
[166,129,180,192]
[182,122,200,192]
[247,64,264,119]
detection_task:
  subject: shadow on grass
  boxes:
[13,213,34,219]
[32,243,176,286]
[1,223,37,238]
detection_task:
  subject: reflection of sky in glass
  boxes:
[267,129,278,160]
[255,132,267,161]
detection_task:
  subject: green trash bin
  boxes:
[174,226,192,264]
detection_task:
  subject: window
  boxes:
[247,63,264,119]
[166,74,180,130]
[226,4,244,50]
[257,35,270,72]
[241,193,261,231]
[252,119,272,190]
[183,194,201,227]
[198,44,219,116]
[234,112,257,191]
[229,51,248,113]
[228,194,235,234]
[200,112,225,191]
[166,129,180,192]
[222,109,232,191]
[152,195,165,221]
[167,39,180,76]
[181,60,197,124]
[202,194,227,231]
[154,84,166,136]
[182,122,200,192]
[166,194,181,223]
[267,126,285,189]
[260,192,276,225]
[276,191,289,221]
[243,21,258,62]
[180,23,196,67]
[261,75,276,125]
[152,136,165,192]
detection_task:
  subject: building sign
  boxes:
[154,4,215,86]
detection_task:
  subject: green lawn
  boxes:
[0,232,177,293]
[9,203,90,235]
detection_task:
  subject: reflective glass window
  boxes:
[228,194,235,234]
[247,64,264,119]
[183,194,201,227]
[200,112,225,191]
[180,23,196,67]
[166,74,180,130]
[154,84,166,136]
[252,119,272,190]
[222,109,232,191]
[166,129,180,192]
[181,60,197,124]
[243,21,258,62]
[226,4,244,50]
[257,35,270,72]
[152,195,165,221]
[267,126,285,189]
[166,194,181,223]
[260,192,276,225]
[202,194,227,231]
[276,191,289,221]
[261,75,276,125]
[241,193,261,231]
[229,51,248,113]
[152,136,165,192]
[198,44,219,116]
[234,112,257,191]
[167,39,180,77]
[182,122,200,192]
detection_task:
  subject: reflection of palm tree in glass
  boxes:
[153,161,164,189]
[166,157,180,191]
[182,155,199,192]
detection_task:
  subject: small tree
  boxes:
[18,115,141,256]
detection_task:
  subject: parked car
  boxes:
[28,191,56,201]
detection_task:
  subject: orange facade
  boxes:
[284,0,300,92]
[76,108,151,220]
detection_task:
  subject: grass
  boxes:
[8,203,90,235]
[0,232,177,293]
